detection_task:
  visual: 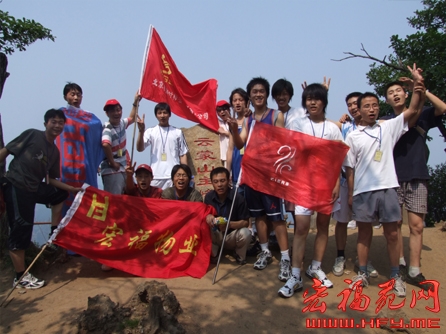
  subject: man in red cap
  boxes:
[100,94,139,195]
[216,100,231,167]
[124,162,162,198]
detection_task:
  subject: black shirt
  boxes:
[380,107,442,182]
[204,188,249,232]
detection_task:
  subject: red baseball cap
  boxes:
[216,100,230,108]
[103,99,121,111]
[135,164,153,175]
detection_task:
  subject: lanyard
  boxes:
[309,119,325,138]
[362,126,382,150]
[158,125,170,153]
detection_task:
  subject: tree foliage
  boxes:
[427,163,446,224]
[0,10,55,55]
[367,0,446,114]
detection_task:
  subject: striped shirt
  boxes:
[100,118,131,175]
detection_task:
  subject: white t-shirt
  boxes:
[343,113,408,196]
[290,115,343,141]
[218,119,229,161]
[143,125,189,180]
[283,107,306,129]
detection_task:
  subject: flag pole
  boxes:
[212,121,256,284]
[130,25,154,165]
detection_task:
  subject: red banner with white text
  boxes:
[51,185,216,279]
[240,122,349,215]
[139,26,219,132]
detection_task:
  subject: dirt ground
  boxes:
[0,222,445,334]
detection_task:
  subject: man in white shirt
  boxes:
[136,102,188,190]
[344,64,424,297]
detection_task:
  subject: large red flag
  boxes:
[139,26,219,132]
[51,185,216,279]
[240,122,349,215]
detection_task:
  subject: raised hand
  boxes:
[137,114,145,132]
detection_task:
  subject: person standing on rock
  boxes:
[136,102,188,190]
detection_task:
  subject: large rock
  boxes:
[182,125,222,198]
[77,281,185,334]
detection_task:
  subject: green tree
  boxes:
[0,10,55,255]
[334,0,446,117]
[427,163,446,224]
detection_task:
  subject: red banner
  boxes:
[51,185,216,279]
[139,26,219,132]
[240,122,349,215]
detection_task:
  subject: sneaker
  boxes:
[233,252,247,265]
[349,271,369,290]
[347,220,357,229]
[354,260,378,278]
[305,266,334,288]
[278,259,291,281]
[13,272,45,289]
[278,275,303,298]
[392,275,406,297]
[253,250,272,270]
[332,256,346,276]
[374,223,382,229]
[399,264,407,281]
[406,273,433,291]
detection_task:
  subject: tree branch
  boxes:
[331,43,406,72]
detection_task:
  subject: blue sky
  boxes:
[1,0,445,226]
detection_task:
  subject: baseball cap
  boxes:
[216,100,230,108]
[135,164,153,175]
[103,99,121,111]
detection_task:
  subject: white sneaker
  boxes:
[354,260,378,278]
[305,265,333,288]
[278,275,303,298]
[278,259,291,282]
[392,275,406,297]
[332,256,346,276]
[349,271,369,290]
[374,223,382,229]
[13,272,45,289]
[253,250,272,270]
[347,220,357,229]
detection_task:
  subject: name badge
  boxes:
[240,147,245,155]
[374,150,383,162]
[117,149,123,157]
[161,153,167,161]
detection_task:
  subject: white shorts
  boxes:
[294,200,341,216]
[151,179,173,190]
[332,184,352,223]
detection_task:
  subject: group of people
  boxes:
[2,65,444,301]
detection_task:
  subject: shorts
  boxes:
[352,188,401,223]
[332,184,352,223]
[294,202,340,216]
[151,179,173,190]
[102,172,126,194]
[2,178,69,250]
[397,180,428,214]
[244,185,283,222]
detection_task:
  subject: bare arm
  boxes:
[102,143,120,171]
[426,91,446,116]
[136,114,146,152]
[226,132,234,175]
[345,167,354,208]
[49,178,82,193]
[275,111,284,128]
[128,92,141,124]
[124,162,137,195]
[180,154,187,165]
[403,63,424,126]
[229,118,247,150]
[0,148,10,164]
